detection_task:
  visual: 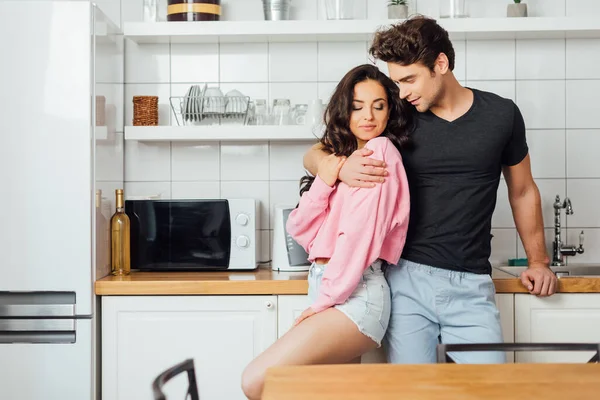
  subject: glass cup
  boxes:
[439,0,469,18]
[254,99,269,125]
[271,99,291,125]
[324,0,354,20]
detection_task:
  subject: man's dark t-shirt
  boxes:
[399,88,529,275]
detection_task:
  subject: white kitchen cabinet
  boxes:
[496,294,515,363]
[102,296,277,400]
[277,295,310,338]
[515,294,600,363]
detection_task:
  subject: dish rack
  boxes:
[170,95,252,126]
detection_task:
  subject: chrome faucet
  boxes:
[552,195,584,266]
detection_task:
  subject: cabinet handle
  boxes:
[265,301,273,309]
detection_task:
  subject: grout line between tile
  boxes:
[564,36,568,230]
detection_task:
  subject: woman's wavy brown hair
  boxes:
[299,64,414,197]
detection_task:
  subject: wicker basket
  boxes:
[133,96,159,126]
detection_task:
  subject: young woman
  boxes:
[241,64,414,400]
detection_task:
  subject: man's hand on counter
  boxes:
[520,263,558,297]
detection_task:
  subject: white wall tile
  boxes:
[317,81,338,104]
[172,143,220,181]
[171,182,221,199]
[220,181,270,229]
[465,0,568,18]
[269,42,318,82]
[318,41,367,82]
[124,181,172,199]
[125,42,170,83]
[496,179,566,229]
[466,0,509,18]
[490,229,518,265]
[125,140,171,181]
[221,0,264,21]
[567,0,600,17]
[269,181,301,229]
[536,179,567,228]
[516,39,565,80]
[97,83,124,133]
[259,230,270,262]
[269,142,312,180]
[121,0,143,23]
[416,0,440,18]
[527,130,566,179]
[447,0,565,18]
[566,179,600,228]
[367,0,392,19]
[289,0,319,20]
[124,83,171,126]
[220,143,269,181]
[96,181,123,215]
[95,0,121,27]
[269,83,319,107]
[96,133,124,182]
[467,81,515,102]
[567,39,600,79]
[453,40,466,82]
[523,0,566,17]
[567,130,600,178]
[566,80,600,129]
[96,35,124,84]
[516,80,565,129]
[318,0,367,19]
[372,56,389,77]
[220,43,268,83]
[171,44,219,83]
[566,229,600,264]
[466,40,515,80]
[517,228,559,260]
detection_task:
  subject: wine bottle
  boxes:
[110,189,131,276]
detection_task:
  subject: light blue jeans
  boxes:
[384,258,505,364]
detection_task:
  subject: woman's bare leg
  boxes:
[241,308,377,400]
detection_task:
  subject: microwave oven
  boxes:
[125,198,257,271]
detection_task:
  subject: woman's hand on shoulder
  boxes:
[317,154,346,187]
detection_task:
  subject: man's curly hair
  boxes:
[369,15,455,72]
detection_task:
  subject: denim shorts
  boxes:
[384,258,505,364]
[308,260,391,347]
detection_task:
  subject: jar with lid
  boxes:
[167,0,222,21]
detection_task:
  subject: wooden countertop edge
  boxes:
[94,280,310,295]
[95,277,600,295]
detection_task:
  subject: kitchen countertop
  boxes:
[94,266,600,295]
[262,363,600,400]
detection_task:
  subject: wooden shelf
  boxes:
[124,18,600,44]
[124,125,321,142]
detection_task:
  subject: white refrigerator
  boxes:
[0,1,123,399]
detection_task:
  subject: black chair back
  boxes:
[152,358,200,400]
[437,342,600,363]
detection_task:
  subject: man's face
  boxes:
[387,61,443,113]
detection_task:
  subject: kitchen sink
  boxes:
[495,264,600,278]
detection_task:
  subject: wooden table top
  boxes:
[262,363,600,400]
[94,266,600,295]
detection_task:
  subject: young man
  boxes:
[302,16,557,364]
